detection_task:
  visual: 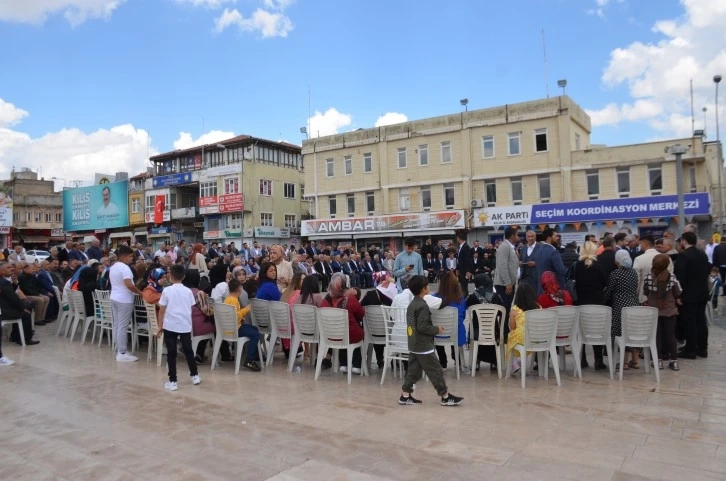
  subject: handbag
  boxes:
[565,263,578,303]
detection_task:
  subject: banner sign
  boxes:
[218,193,244,213]
[63,181,129,232]
[200,164,240,180]
[152,172,192,188]
[301,210,465,236]
[199,196,218,207]
[203,230,221,240]
[255,227,290,238]
[0,186,13,228]
[473,205,532,227]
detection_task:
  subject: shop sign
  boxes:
[473,205,532,227]
[171,207,197,219]
[0,227,11,234]
[199,205,219,215]
[152,172,192,188]
[145,211,171,223]
[203,230,221,240]
[200,165,240,180]
[199,196,218,207]
[51,228,65,236]
[151,227,171,234]
[254,227,290,238]
[301,210,465,235]
[223,229,241,237]
[218,193,244,213]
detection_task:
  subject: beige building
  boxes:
[302,96,720,246]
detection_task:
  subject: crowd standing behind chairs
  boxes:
[0,227,714,399]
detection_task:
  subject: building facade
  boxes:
[302,95,720,248]
[149,135,309,248]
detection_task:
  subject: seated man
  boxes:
[0,262,39,346]
[18,263,51,324]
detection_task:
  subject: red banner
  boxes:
[199,196,218,207]
[154,195,165,224]
[219,193,244,213]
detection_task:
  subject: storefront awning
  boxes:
[148,233,172,238]
[109,232,133,239]
[49,236,66,242]
[353,232,404,240]
[18,236,48,243]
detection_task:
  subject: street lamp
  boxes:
[51,176,66,189]
[715,74,723,234]
[460,98,468,112]
[557,79,567,96]
[665,144,690,236]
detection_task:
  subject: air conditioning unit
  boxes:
[471,199,484,208]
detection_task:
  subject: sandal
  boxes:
[617,363,629,371]
[628,360,639,369]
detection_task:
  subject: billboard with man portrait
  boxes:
[63,180,129,231]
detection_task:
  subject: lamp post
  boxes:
[715,74,723,234]
[460,98,468,112]
[665,144,689,236]
[557,79,567,96]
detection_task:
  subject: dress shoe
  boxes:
[22,339,40,346]
[594,362,607,371]
[697,351,708,358]
[45,317,57,323]
[34,320,46,326]
[680,352,697,359]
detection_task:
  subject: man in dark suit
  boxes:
[517,230,540,291]
[454,231,473,295]
[306,241,319,258]
[0,262,39,346]
[341,256,359,288]
[87,239,103,261]
[597,237,617,280]
[423,253,436,282]
[712,236,726,296]
[472,240,485,260]
[675,231,710,358]
[314,255,332,291]
[531,228,568,296]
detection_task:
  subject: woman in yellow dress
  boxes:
[506,283,540,372]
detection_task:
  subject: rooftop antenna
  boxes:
[541,28,550,98]
[703,106,708,138]
[690,79,695,135]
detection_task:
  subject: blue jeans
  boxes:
[238,323,260,361]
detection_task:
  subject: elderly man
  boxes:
[8,245,25,264]
[269,244,293,292]
[86,238,103,261]
[36,260,59,319]
[0,262,39,347]
[18,263,51,324]
[517,230,540,291]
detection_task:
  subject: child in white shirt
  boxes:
[158,264,200,391]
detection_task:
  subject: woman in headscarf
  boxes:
[537,271,573,308]
[142,268,167,306]
[604,248,640,370]
[320,272,365,373]
[644,253,682,371]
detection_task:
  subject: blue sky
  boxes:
[0,0,724,185]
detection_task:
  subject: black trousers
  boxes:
[163,330,198,382]
[458,276,469,297]
[338,347,362,369]
[720,267,726,295]
[8,301,35,344]
[656,315,678,361]
[682,302,708,355]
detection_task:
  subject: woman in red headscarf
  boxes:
[537,271,573,308]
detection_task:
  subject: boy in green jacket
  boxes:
[400,275,463,406]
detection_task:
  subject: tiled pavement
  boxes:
[1,309,726,481]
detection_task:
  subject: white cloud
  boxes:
[374,112,408,127]
[0,99,29,128]
[587,0,726,137]
[173,0,236,8]
[0,0,126,26]
[214,7,292,37]
[172,130,235,150]
[262,0,294,10]
[307,108,352,138]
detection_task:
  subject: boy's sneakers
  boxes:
[191,375,201,385]
[0,356,15,366]
[399,395,422,405]
[441,394,464,406]
[243,360,261,372]
[164,381,178,391]
[116,352,138,363]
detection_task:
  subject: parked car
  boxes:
[25,250,51,264]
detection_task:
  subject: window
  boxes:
[538,174,551,202]
[284,214,297,228]
[132,198,142,213]
[511,177,523,205]
[328,197,337,217]
[586,169,600,199]
[55,213,61,222]
[648,164,663,194]
[34,212,41,222]
[366,191,375,214]
[346,194,355,216]
[259,179,273,196]
[441,141,452,164]
[689,165,697,193]
[200,181,217,198]
[399,188,410,211]
[397,147,407,168]
[444,183,455,209]
[508,132,521,156]
[482,135,494,159]
[575,133,581,150]
[534,128,548,152]
[344,155,352,175]
[283,182,296,199]
[45,212,51,222]
[224,176,239,194]
[226,213,242,229]
[363,153,372,173]
[616,167,630,198]
[326,158,334,177]
[260,212,273,227]
[13,212,18,222]
[485,180,497,207]
[418,144,428,166]
[420,186,431,211]
[26,212,31,221]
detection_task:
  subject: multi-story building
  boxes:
[302,95,720,249]
[149,135,309,248]
[2,168,64,249]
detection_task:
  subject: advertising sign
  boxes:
[152,172,193,188]
[0,186,13,228]
[219,193,244,213]
[63,181,129,232]
[473,205,532,227]
[145,211,171,223]
[255,227,290,238]
[302,210,465,236]
[203,231,221,240]
[200,164,240,180]
[199,196,218,207]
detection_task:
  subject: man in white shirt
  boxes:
[705,235,716,266]
[109,245,143,362]
[633,235,672,303]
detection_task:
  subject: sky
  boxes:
[0,0,724,188]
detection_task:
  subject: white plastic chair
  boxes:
[0,308,25,347]
[289,304,320,372]
[267,300,293,367]
[616,306,660,382]
[68,290,95,343]
[431,307,460,380]
[574,305,614,380]
[549,305,580,377]
[54,286,71,337]
[468,304,507,378]
[315,307,367,384]
[63,285,75,338]
[91,290,113,347]
[210,303,250,375]
[379,306,409,384]
[363,305,387,370]
[131,295,149,353]
[144,301,164,366]
[250,298,272,363]
[505,309,561,388]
